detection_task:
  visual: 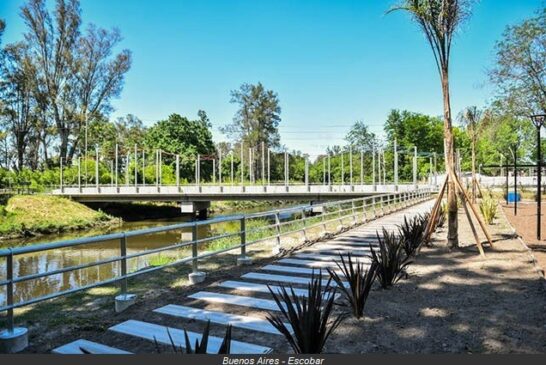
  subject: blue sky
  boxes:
[1,0,543,158]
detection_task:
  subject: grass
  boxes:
[0,195,118,239]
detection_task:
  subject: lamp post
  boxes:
[531,113,546,240]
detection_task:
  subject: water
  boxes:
[0,203,298,308]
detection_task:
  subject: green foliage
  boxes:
[223,82,281,149]
[479,196,498,225]
[490,7,545,117]
[0,195,115,237]
[398,213,429,256]
[345,121,378,152]
[370,228,411,289]
[145,113,215,180]
[147,254,175,267]
[328,254,377,319]
[266,271,345,354]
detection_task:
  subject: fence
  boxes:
[0,188,433,334]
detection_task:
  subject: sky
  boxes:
[0,0,543,159]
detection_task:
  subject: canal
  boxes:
[0,202,301,309]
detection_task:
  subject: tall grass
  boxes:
[479,196,498,225]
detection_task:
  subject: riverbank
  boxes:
[0,195,120,241]
[0,196,295,243]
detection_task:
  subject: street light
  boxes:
[531,113,546,240]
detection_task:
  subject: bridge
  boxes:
[51,183,434,217]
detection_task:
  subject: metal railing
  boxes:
[0,188,433,334]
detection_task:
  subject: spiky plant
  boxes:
[370,228,412,289]
[266,271,346,354]
[328,253,378,319]
[398,214,428,256]
[479,196,498,225]
[154,320,232,354]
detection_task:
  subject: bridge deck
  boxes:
[52,184,429,202]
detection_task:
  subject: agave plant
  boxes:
[154,320,232,354]
[266,271,346,354]
[398,214,428,256]
[327,253,378,319]
[370,228,411,289]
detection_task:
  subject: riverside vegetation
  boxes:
[0,195,117,240]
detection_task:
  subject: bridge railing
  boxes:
[0,188,433,337]
[51,182,432,196]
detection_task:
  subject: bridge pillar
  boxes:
[180,201,211,219]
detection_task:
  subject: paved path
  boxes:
[53,199,434,354]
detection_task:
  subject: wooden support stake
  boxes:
[453,173,494,248]
[457,184,486,256]
[424,177,448,242]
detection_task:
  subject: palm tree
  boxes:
[389,0,474,248]
[459,106,486,204]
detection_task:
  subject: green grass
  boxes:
[0,195,117,238]
[147,254,176,267]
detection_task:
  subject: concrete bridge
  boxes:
[52,183,433,217]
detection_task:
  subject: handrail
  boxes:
[0,188,433,334]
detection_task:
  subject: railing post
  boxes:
[362,198,367,223]
[59,157,64,193]
[273,211,282,254]
[78,156,82,193]
[336,203,344,232]
[188,223,206,284]
[114,234,136,313]
[321,206,328,236]
[120,235,128,295]
[0,250,28,353]
[176,155,180,189]
[301,208,308,241]
[6,252,14,333]
[351,200,357,226]
[372,196,377,219]
[237,217,251,266]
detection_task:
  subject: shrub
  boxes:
[370,228,411,289]
[328,254,377,319]
[266,271,345,354]
[479,196,498,225]
[398,214,428,256]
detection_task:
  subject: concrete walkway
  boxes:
[53,199,434,354]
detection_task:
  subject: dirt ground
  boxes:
[326,208,546,354]
[501,201,546,278]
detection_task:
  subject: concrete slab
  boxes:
[154,304,289,335]
[109,320,272,354]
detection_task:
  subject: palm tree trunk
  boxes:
[471,135,477,204]
[441,68,459,248]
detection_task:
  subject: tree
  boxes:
[0,42,38,170]
[20,0,131,164]
[383,109,445,181]
[75,24,132,162]
[490,8,545,117]
[390,0,474,248]
[345,121,378,152]
[145,112,215,180]
[222,82,281,181]
[458,106,485,202]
